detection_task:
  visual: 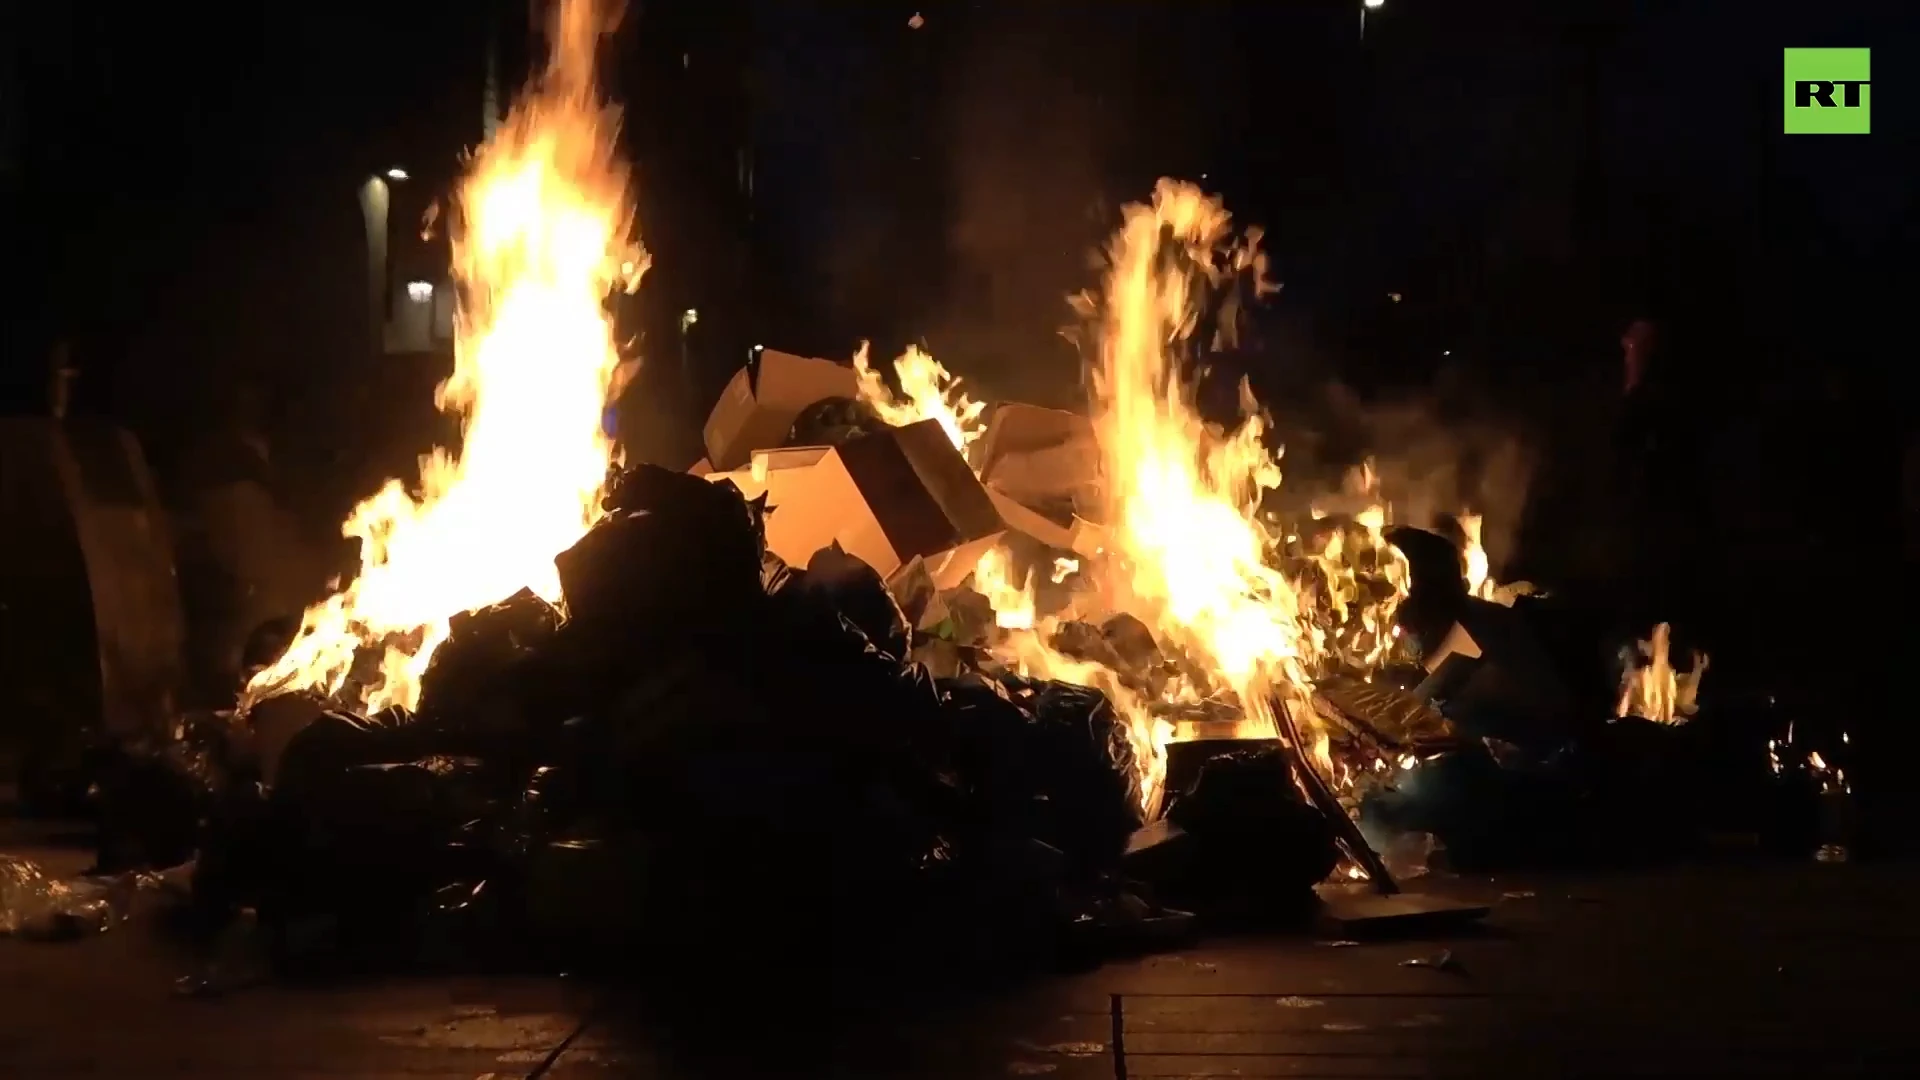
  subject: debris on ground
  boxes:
[1398,948,1465,973]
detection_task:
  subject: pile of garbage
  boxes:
[52,454,1334,977]
[3,347,1838,976]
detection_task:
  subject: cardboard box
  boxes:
[701,349,858,472]
[984,485,1106,560]
[708,446,831,508]
[706,420,1005,589]
[976,403,1102,506]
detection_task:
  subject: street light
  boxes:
[677,309,699,407]
[1361,0,1384,40]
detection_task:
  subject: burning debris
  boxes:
[1459,513,1537,607]
[16,0,1845,982]
[245,0,642,716]
[1616,622,1707,725]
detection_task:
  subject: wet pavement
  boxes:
[2,832,1915,1077]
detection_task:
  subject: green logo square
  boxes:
[1785,48,1870,134]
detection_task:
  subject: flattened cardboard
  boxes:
[701,349,857,471]
[985,485,1106,559]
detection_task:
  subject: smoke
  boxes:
[1285,382,1537,574]
[920,6,1123,410]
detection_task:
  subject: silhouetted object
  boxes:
[1607,318,1695,623]
[415,588,563,722]
[1128,742,1338,919]
[0,416,186,814]
[174,386,319,706]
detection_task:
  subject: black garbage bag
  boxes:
[244,710,520,965]
[792,544,911,662]
[415,587,561,721]
[558,465,767,638]
[1385,525,1469,654]
[93,711,239,873]
[555,509,763,640]
[786,395,889,447]
[241,614,302,673]
[1138,744,1337,916]
[760,550,798,595]
[983,676,1145,870]
[1563,718,1698,861]
[935,677,1038,809]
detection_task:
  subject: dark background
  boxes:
[3,1,1912,678]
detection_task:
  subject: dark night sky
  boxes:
[4,0,1914,519]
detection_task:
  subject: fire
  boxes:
[972,546,1036,631]
[1084,181,1308,747]
[245,0,640,713]
[1084,182,1366,745]
[975,181,1414,815]
[852,342,987,457]
[1460,513,1493,598]
[1615,622,1708,725]
[1458,512,1535,606]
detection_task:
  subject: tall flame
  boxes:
[972,547,1036,631]
[246,0,641,713]
[977,181,1413,815]
[1459,511,1535,607]
[1616,622,1708,725]
[1460,513,1493,599]
[1084,180,1317,745]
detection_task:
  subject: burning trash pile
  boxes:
[4,0,1836,974]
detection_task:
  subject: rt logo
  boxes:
[1785,48,1870,134]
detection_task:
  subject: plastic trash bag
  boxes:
[1,855,134,940]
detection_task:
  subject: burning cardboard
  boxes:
[984,486,1105,560]
[706,418,1005,590]
[976,403,1102,508]
[701,348,858,472]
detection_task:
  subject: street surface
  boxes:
[2,812,1914,1078]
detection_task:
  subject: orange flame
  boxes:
[245,0,640,713]
[1459,512,1535,606]
[1083,182,1326,744]
[852,342,987,456]
[1616,622,1708,725]
[976,181,1415,814]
